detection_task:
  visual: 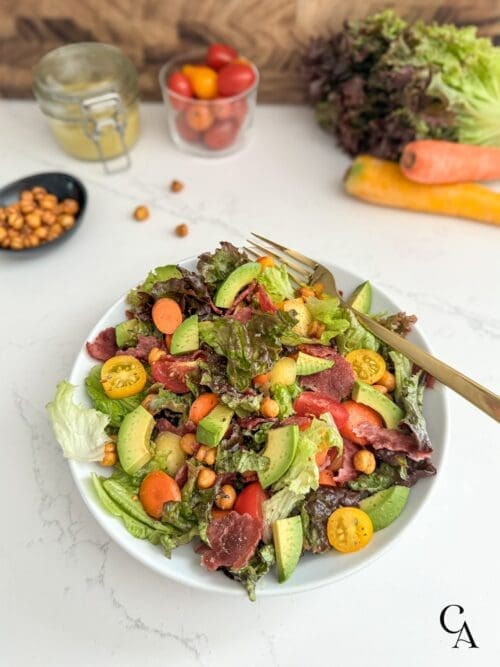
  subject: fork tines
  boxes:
[245,233,317,286]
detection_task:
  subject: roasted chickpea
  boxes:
[6,204,20,215]
[101,441,118,466]
[204,448,216,466]
[8,213,24,230]
[353,449,376,475]
[58,214,75,229]
[41,211,57,225]
[20,189,34,200]
[299,286,315,300]
[0,227,7,242]
[260,397,280,418]
[28,233,40,247]
[0,209,5,223]
[180,433,197,455]
[25,212,42,229]
[378,371,396,393]
[31,186,47,198]
[62,198,79,215]
[215,484,237,511]
[20,201,35,215]
[51,223,63,237]
[257,255,275,270]
[35,226,49,240]
[175,223,189,237]
[40,194,58,210]
[195,445,209,462]
[312,282,324,297]
[170,180,184,193]
[197,467,217,489]
[133,205,149,221]
[372,384,388,394]
[308,320,325,338]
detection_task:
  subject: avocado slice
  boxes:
[117,405,154,474]
[115,318,153,348]
[214,262,262,308]
[352,380,404,429]
[295,351,334,376]
[170,314,199,355]
[273,515,303,583]
[154,431,186,476]
[258,425,299,488]
[196,404,234,447]
[347,280,372,314]
[360,485,410,531]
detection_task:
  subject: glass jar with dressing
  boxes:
[33,43,140,172]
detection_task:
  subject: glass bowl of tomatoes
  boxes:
[159,44,259,157]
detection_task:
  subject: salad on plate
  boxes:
[48,242,436,599]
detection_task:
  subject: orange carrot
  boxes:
[338,400,383,446]
[189,393,219,424]
[139,471,181,519]
[152,298,183,334]
[315,450,329,468]
[345,155,500,227]
[401,140,500,185]
[165,333,173,350]
[253,372,271,387]
[319,469,336,486]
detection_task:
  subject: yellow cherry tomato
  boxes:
[345,349,386,385]
[100,355,147,399]
[182,64,218,99]
[327,507,373,553]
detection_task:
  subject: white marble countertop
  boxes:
[1,101,499,666]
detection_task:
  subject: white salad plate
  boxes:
[68,256,447,597]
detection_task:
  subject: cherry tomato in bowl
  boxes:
[175,114,200,143]
[185,105,214,132]
[167,72,193,110]
[203,119,239,150]
[218,62,256,97]
[206,43,238,70]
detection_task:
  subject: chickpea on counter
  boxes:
[0,186,79,249]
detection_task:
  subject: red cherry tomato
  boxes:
[206,43,238,70]
[167,72,193,111]
[293,392,348,431]
[233,482,268,520]
[175,114,200,143]
[231,98,248,125]
[203,119,239,150]
[185,104,214,131]
[217,63,256,97]
[213,101,233,120]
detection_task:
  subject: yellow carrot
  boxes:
[344,155,500,227]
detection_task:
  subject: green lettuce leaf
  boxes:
[196,242,248,289]
[347,462,400,493]
[306,296,349,332]
[199,311,296,391]
[336,309,379,355]
[147,388,192,418]
[85,365,148,428]
[47,381,109,462]
[273,416,341,495]
[271,382,301,419]
[215,448,269,474]
[229,544,276,601]
[390,351,431,449]
[262,488,304,542]
[257,264,294,303]
[140,265,182,293]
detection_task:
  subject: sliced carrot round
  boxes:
[152,298,183,334]
[339,400,383,445]
[189,392,220,424]
[139,470,181,519]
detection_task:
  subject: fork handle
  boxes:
[354,310,500,422]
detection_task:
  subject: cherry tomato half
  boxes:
[185,104,214,131]
[233,482,268,520]
[175,114,200,143]
[204,119,239,150]
[293,392,348,431]
[345,349,386,385]
[217,63,256,97]
[206,43,238,70]
[327,507,373,553]
[167,72,193,110]
[100,355,147,399]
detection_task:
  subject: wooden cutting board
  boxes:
[0,0,498,102]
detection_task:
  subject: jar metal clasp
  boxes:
[81,92,131,173]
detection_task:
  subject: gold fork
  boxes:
[245,232,500,423]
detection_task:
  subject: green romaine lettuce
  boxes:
[390,351,431,449]
[215,448,269,474]
[347,462,400,493]
[270,382,301,419]
[262,488,304,542]
[336,309,379,355]
[306,296,349,332]
[85,365,148,428]
[47,381,109,462]
[257,264,294,303]
[147,388,192,418]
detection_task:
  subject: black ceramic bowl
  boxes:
[0,172,87,252]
